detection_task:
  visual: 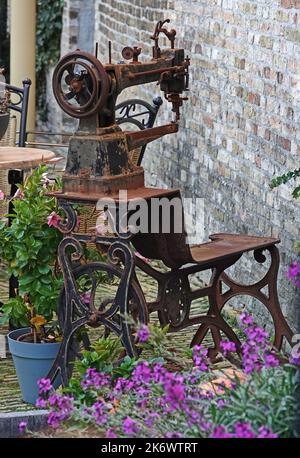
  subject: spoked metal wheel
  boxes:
[57,262,148,378]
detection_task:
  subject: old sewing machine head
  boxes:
[52,19,190,196]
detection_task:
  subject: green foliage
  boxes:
[75,337,125,376]
[209,365,298,438]
[270,167,300,199]
[0,165,63,327]
[36,0,64,117]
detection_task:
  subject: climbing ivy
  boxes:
[271,168,300,200]
[0,0,9,73]
[36,0,64,119]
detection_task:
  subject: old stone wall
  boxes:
[46,0,300,330]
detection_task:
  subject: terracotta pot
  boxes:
[0,112,9,140]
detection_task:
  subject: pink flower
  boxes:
[13,188,24,199]
[0,190,5,200]
[47,211,61,228]
[134,251,151,264]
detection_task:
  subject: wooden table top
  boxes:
[0,147,57,170]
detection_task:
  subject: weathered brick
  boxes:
[281,0,300,8]
[285,27,300,42]
[247,92,261,105]
[276,135,291,151]
[259,35,274,49]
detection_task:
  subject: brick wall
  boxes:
[48,0,300,330]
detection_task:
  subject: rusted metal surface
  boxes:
[51,19,189,196]
[46,19,293,386]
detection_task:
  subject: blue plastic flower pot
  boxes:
[8,327,61,405]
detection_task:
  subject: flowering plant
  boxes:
[31,313,299,438]
[0,165,63,332]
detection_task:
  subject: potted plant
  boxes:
[0,165,64,404]
[0,68,9,140]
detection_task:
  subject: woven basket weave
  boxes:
[78,148,142,243]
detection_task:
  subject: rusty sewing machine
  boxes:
[47,19,293,386]
[51,18,189,197]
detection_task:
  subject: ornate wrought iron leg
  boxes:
[48,231,148,387]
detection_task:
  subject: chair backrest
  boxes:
[115,96,163,166]
[5,79,31,147]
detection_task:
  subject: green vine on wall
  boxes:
[36,0,64,120]
[0,0,9,73]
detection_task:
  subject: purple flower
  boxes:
[216,399,226,409]
[234,422,256,438]
[36,397,48,408]
[132,361,152,384]
[286,262,300,279]
[114,377,134,394]
[37,378,53,395]
[240,312,254,326]
[93,401,107,425]
[257,426,278,438]
[211,425,233,438]
[137,324,150,343]
[18,421,27,434]
[164,432,183,438]
[47,411,62,429]
[82,368,111,390]
[152,363,167,383]
[290,354,300,366]
[286,261,300,287]
[163,373,186,411]
[264,353,279,368]
[220,340,237,356]
[123,417,139,436]
[192,345,209,371]
[81,291,91,304]
[106,428,118,438]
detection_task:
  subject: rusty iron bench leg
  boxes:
[148,245,293,360]
[218,245,293,351]
[189,264,243,360]
[146,260,242,359]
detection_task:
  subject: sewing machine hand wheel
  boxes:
[52,51,110,119]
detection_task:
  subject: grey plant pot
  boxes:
[0,113,9,140]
